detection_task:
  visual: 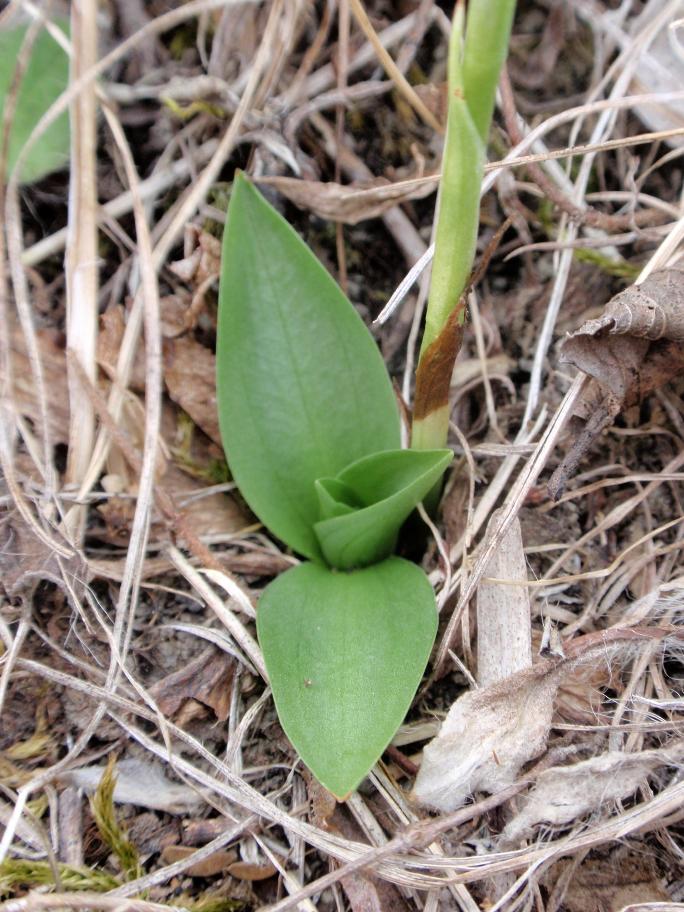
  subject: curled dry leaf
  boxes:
[570,269,684,341]
[412,628,680,812]
[63,758,202,815]
[550,269,684,500]
[256,172,438,225]
[501,748,679,844]
[413,661,562,812]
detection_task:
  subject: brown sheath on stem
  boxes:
[412,305,464,422]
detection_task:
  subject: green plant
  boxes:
[90,760,141,881]
[411,0,516,452]
[216,0,515,798]
[217,175,450,798]
[0,18,70,183]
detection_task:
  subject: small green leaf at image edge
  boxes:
[0,19,71,183]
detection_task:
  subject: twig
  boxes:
[63,0,99,543]
[347,0,442,133]
[499,67,663,232]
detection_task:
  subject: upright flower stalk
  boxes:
[411,0,516,452]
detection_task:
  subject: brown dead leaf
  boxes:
[149,646,235,722]
[162,464,248,538]
[127,813,180,856]
[0,507,86,607]
[97,306,146,392]
[227,861,277,882]
[555,657,614,725]
[2,317,70,444]
[550,270,684,499]
[160,296,194,339]
[162,844,238,877]
[256,172,438,225]
[530,628,616,725]
[164,337,221,445]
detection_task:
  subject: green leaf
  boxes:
[217,174,400,561]
[258,557,437,798]
[315,478,361,520]
[313,448,452,570]
[0,20,70,183]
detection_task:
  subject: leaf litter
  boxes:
[1,1,684,911]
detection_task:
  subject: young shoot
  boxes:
[412,0,516,452]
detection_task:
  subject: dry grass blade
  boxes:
[63,0,99,543]
[347,0,442,134]
[0,894,186,912]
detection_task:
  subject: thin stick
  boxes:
[347,0,442,134]
[63,0,99,542]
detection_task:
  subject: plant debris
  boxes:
[550,269,684,498]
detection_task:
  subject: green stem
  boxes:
[462,0,517,145]
[411,0,516,453]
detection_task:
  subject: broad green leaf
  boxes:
[0,20,70,183]
[217,174,400,561]
[258,557,437,798]
[313,448,452,570]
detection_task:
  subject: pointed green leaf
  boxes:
[0,20,70,183]
[315,477,361,520]
[217,174,400,560]
[258,557,437,798]
[313,448,452,570]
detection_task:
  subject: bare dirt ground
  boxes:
[1,1,684,910]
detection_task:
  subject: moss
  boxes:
[90,758,141,881]
[0,859,119,897]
